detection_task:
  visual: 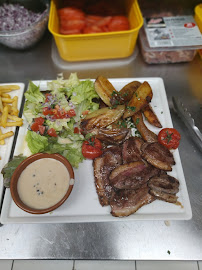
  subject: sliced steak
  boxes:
[110,185,155,217]
[148,174,179,203]
[149,189,178,203]
[141,142,175,171]
[109,160,160,190]
[122,136,144,164]
[93,145,122,206]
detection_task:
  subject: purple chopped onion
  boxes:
[0,4,45,31]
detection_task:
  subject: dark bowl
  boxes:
[10,153,74,214]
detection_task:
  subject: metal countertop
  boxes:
[0,32,202,260]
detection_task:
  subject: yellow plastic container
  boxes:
[195,4,202,59]
[195,4,202,32]
[48,0,143,62]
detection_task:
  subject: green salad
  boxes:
[23,73,99,168]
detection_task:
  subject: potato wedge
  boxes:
[123,81,153,119]
[81,105,125,132]
[94,76,118,106]
[132,111,158,143]
[142,104,162,128]
[119,81,142,103]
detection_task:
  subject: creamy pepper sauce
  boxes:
[17,158,70,209]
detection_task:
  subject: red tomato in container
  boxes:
[82,137,102,159]
[58,7,85,20]
[60,19,85,31]
[158,128,181,150]
[108,16,129,31]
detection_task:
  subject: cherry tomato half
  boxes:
[82,137,102,159]
[158,128,181,150]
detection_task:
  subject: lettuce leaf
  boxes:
[1,155,27,188]
[26,130,48,154]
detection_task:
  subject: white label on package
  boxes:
[144,16,202,48]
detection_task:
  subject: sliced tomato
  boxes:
[47,128,58,137]
[58,7,85,20]
[59,28,81,35]
[82,137,102,159]
[43,107,53,116]
[86,15,103,25]
[74,127,80,134]
[83,25,103,34]
[67,109,76,117]
[38,125,46,135]
[45,93,52,102]
[34,117,45,125]
[60,19,85,31]
[96,16,112,30]
[158,128,181,150]
[108,16,130,31]
[31,122,39,132]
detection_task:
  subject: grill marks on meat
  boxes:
[141,142,175,171]
[109,161,160,190]
[122,137,144,163]
[148,174,179,203]
[110,185,155,217]
[93,145,122,206]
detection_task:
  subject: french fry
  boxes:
[7,114,22,121]
[1,97,14,103]
[1,105,9,128]
[12,96,18,113]
[5,121,23,127]
[0,131,14,140]
[0,85,20,91]
[0,96,3,112]
[0,128,5,145]
[1,93,11,98]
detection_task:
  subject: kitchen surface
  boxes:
[0,0,202,262]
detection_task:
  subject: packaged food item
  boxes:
[139,15,202,64]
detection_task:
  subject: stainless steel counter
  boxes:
[0,31,202,260]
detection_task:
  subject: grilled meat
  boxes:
[110,185,155,217]
[93,145,122,206]
[141,142,175,171]
[109,160,160,190]
[122,136,144,164]
[148,174,179,203]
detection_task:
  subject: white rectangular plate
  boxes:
[0,83,25,206]
[0,78,192,224]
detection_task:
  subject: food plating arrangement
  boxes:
[0,0,201,262]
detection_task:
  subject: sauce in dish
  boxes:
[17,158,70,209]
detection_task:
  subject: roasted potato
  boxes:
[119,81,142,103]
[132,111,158,143]
[142,104,162,128]
[123,81,153,119]
[94,76,118,106]
[81,105,125,132]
